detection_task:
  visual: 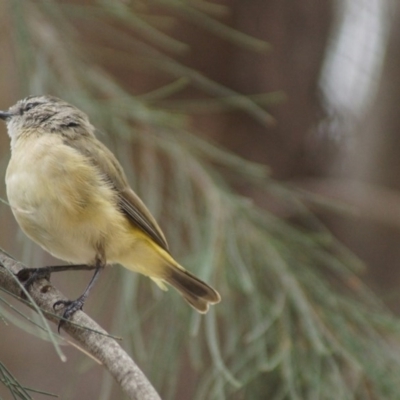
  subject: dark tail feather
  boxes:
[165,266,221,313]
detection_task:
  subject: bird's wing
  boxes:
[64,135,169,252]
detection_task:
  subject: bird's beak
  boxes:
[0,111,12,121]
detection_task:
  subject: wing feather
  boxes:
[63,135,169,252]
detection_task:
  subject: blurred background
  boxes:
[2,0,400,399]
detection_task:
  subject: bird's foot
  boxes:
[53,296,86,333]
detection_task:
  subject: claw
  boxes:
[54,297,85,333]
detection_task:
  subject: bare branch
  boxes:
[0,250,161,400]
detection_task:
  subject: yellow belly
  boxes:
[6,135,129,264]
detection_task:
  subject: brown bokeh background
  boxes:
[1,1,400,398]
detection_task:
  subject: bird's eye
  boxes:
[66,121,79,127]
[24,102,40,112]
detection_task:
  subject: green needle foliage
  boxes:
[2,1,400,399]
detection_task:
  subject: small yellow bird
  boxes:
[0,95,220,328]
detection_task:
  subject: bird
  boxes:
[0,95,220,329]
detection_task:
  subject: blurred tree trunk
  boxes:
[227,0,334,179]
[217,0,334,179]
[326,2,400,311]
[170,0,334,180]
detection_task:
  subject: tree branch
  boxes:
[0,250,161,400]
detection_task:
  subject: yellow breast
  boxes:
[6,133,129,263]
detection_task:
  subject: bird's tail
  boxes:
[121,234,220,312]
[162,264,221,313]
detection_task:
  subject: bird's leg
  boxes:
[17,264,98,291]
[53,257,105,332]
